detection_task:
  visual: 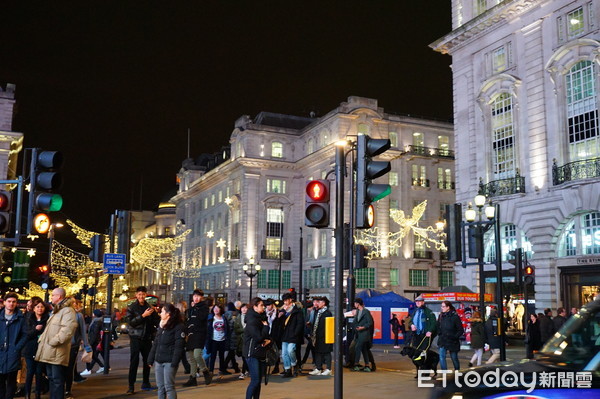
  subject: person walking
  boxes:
[389,314,401,349]
[525,313,542,359]
[300,300,316,369]
[173,301,190,375]
[437,301,464,371]
[223,302,240,374]
[0,292,28,399]
[309,297,333,376]
[35,288,78,399]
[279,293,304,378]
[352,298,374,372]
[81,310,105,375]
[183,289,211,386]
[206,304,230,378]
[243,297,271,399]
[539,308,555,346]
[468,311,485,367]
[409,296,437,359]
[126,286,160,394]
[234,304,249,380]
[553,307,568,332]
[148,304,185,399]
[23,297,49,399]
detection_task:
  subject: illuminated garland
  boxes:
[355,200,446,258]
[66,219,108,248]
[130,230,191,264]
[51,240,99,277]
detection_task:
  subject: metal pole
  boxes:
[249,274,253,302]
[347,147,355,312]
[334,145,345,399]
[299,227,303,302]
[494,204,506,361]
[478,225,485,315]
[104,213,117,375]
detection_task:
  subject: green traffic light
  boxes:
[36,193,63,212]
[48,194,63,212]
[372,185,392,202]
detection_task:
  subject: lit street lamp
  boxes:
[242,257,261,301]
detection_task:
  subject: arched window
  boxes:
[566,61,598,161]
[271,142,283,158]
[484,223,533,263]
[491,93,516,179]
[558,212,600,256]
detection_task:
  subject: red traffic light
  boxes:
[306,180,329,202]
[0,191,10,211]
[524,265,534,275]
[38,265,49,273]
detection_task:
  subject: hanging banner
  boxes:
[12,250,31,284]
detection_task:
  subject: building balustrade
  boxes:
[552,157,600,185]
[413,249,433,259]
[228,248,240,259]
[478,173,525,198]
[437,181,455,190]
[402,144,455,159]
[261,246,292,260]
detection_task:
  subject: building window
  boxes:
[267,179,287,194]
[389,172,398,186]
[557,212,600,256]
[491,44,512,75]
[306,234,312,258]
[491,93,516,179]
[412,165,427,187]
[409,269,428,287]
[438,135,450,156]
[204,198,208,209]
[413,132,424,147]
[567,7,585,38]
[218,191,222,202]
[390,199,399,211]
[437,167,453,190]
[303,268,330,289]
[266,208,283,238]
[439,270,453,289]
[485,223,534,262]
[475,0,487,16]
[390,269,399,286]
[582,212,600,255]
[307,138,314,154]
[211,194,215,207]
[389,132,398,148]
[260,144,265,157]
[566,61,598,161]
[356,268,375,289]
[320,231,327,257]
[272,142,283,158]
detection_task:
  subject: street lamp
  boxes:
[242,257,261,301]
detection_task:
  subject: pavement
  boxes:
[63,336,528,399]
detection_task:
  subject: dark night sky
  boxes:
[0,2,453,233]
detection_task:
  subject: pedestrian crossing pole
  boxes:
[334,143,345,399]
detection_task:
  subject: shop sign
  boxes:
[577,257,600,265]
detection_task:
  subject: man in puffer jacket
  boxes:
[0,292,28,399]
[36,288,78,399]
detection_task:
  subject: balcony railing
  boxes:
[478,173,525,198]
[413,250,433,259]
[553,157,600,185]
[437,181,455,190]
[412,178,430,187]
[403,145,455,159]
[261,247,292,260]
[228,248,240,259]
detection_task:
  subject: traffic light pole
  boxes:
[103,213,116,375]
[334,145,344,399]
[347,146,355,312]
[299,227,303,302]
[493,204,506,361]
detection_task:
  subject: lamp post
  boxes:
[463,194,505,361]
[242,257,261,302]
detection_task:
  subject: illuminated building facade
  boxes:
[171,96,454,304]
[432,0,600,310]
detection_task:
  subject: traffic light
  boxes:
[508,248,523,285]
[305,179,330,228]
[0,190,13,234]
[28,150,63,234]
[356,134,391,229]
[524,264,535,285]
[89,234,105,263]
[354,244,369,269]
[444,204,462,262]
[303,287,310,299]
[38,264,50,284]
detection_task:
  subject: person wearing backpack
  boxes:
[81,309,105,375]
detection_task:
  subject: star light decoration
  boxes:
[27,248,36,257]
[206,230,214,238]
[354,200,446,258]
[218,256,225,263]
[216,239,227,249]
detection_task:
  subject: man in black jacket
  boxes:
[539,308,556,346]
[280,293,304,378]
[183,289,212,386]
[553,307,567,332]
[126,286,160,394]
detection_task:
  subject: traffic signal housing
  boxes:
[89,234,105,263]
[356,134,391,229]
[305,179,330,228]
[0,190,13,234]
[444,204,462,262]
[355,244,369,269]
[28,150,63,235]
[508,248,524,285]
[524,264,535,285]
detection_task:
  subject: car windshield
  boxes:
[539,300,600,370]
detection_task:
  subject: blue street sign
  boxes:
[103,253,127,274]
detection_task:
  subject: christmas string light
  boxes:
[130,230,191,265]
[66,219,108,248]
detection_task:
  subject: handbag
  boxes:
[81,349,93,363]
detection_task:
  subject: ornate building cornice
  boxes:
[430,0,542,55]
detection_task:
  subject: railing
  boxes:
[553,157,600,185]
[261,247,292,260]
[412,178,430,187]
[403,145,455,159]
[478,173,525,197]
[437,181,455,190]
[228,248,240,259]
[413,250,433,259]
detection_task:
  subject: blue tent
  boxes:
[355,290,415,344]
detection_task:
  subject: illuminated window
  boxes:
[438,135,449,156]
[492,46,507,74]
[307,138,314,154]
[491,93,516,179]
[389,132,398,148]
[389,172,398,186]
[211,194,215,207]
[272,142,283,158]
[566,61,598,161]
[567,7,584,37]
[409,269,428,287]
[267,179,286,194]
[413,132,424,147]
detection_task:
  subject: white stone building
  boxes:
[171,96,454,305]
[432,0,600,311]
[0,84,24,181]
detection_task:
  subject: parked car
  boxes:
[116,294,160,334]
[430,299,600,398]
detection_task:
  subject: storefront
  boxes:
[559,264,600,311]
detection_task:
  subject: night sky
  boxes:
[0,2,453,234]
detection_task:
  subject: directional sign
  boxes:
[103,253,126,274]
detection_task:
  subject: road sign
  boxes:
[103,253,126,274]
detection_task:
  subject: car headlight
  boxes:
[121,324,127,329]
[450,395,463,399]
